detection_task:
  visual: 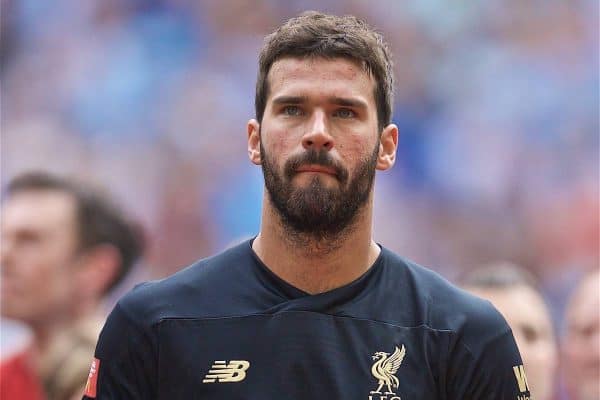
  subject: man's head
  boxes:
[461,262,558,400]
[1,172,144,328]
[248,12,398,242]
[255,11,394,131]
[563,269,600,400]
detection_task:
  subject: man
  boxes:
[1,172,144,400]
[562,269,600,400]
[462,262,559,400]
[86,12,530,399]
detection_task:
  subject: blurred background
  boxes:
[1,0,598,365]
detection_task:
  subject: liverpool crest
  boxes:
[369,345,405,400]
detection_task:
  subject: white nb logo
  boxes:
[202,360,250,383]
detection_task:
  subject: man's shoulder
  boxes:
[116,240,255,326]
[382,249,511,343]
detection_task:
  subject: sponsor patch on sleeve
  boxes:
[84,357,100,398]
[513,364,532,400]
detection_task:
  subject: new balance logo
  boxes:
[202,360,250,383]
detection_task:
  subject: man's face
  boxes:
[255,57,385,238]
[1,190,81,327]
[563,271,600,400]
[468,286,558,400]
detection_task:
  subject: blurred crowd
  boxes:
[0,0,598,399]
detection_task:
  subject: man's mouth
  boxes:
[296,164,337,176]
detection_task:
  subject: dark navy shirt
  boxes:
[84,240,532,399]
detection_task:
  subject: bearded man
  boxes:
[85,11,529,400]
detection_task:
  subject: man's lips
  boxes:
[296,164,337,176]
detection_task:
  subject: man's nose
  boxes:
[302,110,334,151]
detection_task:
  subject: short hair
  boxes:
[460,261,539,291]
[255,11,394,131]
[5,171,145,293]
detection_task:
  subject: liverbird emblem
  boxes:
[370,345,406,396]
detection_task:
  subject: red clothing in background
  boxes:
[0,351,45,400]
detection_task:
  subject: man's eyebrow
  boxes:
[329,96,368,109]
[271,95,368,108]
[271,96,308,105]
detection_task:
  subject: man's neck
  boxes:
[27,303,100,370]
[252,199,380,295]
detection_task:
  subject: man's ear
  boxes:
[247,119,262,165]
[75,244,121,299]
[376,123,399,171]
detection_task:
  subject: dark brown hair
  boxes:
[5,171,145,293]
[255,11,394,131]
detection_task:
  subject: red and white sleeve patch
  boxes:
[84,357,100,398]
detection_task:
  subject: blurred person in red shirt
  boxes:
[461,262,559,400]
[562,269,600,400]
[0,172,144,400]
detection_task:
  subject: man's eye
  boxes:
[521,325,539,343]
[334,108,356,118]
[15,231,42,247]
[283,106,303,116]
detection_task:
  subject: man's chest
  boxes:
[155,312,449,399]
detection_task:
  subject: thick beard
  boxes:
[261,139,378,245]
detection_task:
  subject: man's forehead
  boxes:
[2,190,77,229]
[569,272,600,312]
[270,56,368,75]
[468,285,552,322]
[267,57,375,98]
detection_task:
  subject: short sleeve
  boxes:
[445,302,532,399]
[448,330,531,399]
[82,302,157,399]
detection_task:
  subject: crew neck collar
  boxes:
[247,238,386,307]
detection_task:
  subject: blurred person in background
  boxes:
[461,262,559,400]
[562,269,600,400]
[0,172,144,400]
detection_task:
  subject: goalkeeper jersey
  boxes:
[83,240,532,399]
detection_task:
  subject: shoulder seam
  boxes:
[115,301,158,348]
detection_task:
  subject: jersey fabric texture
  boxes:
[84,240,531,399]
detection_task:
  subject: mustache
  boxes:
[284,150,349,183]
